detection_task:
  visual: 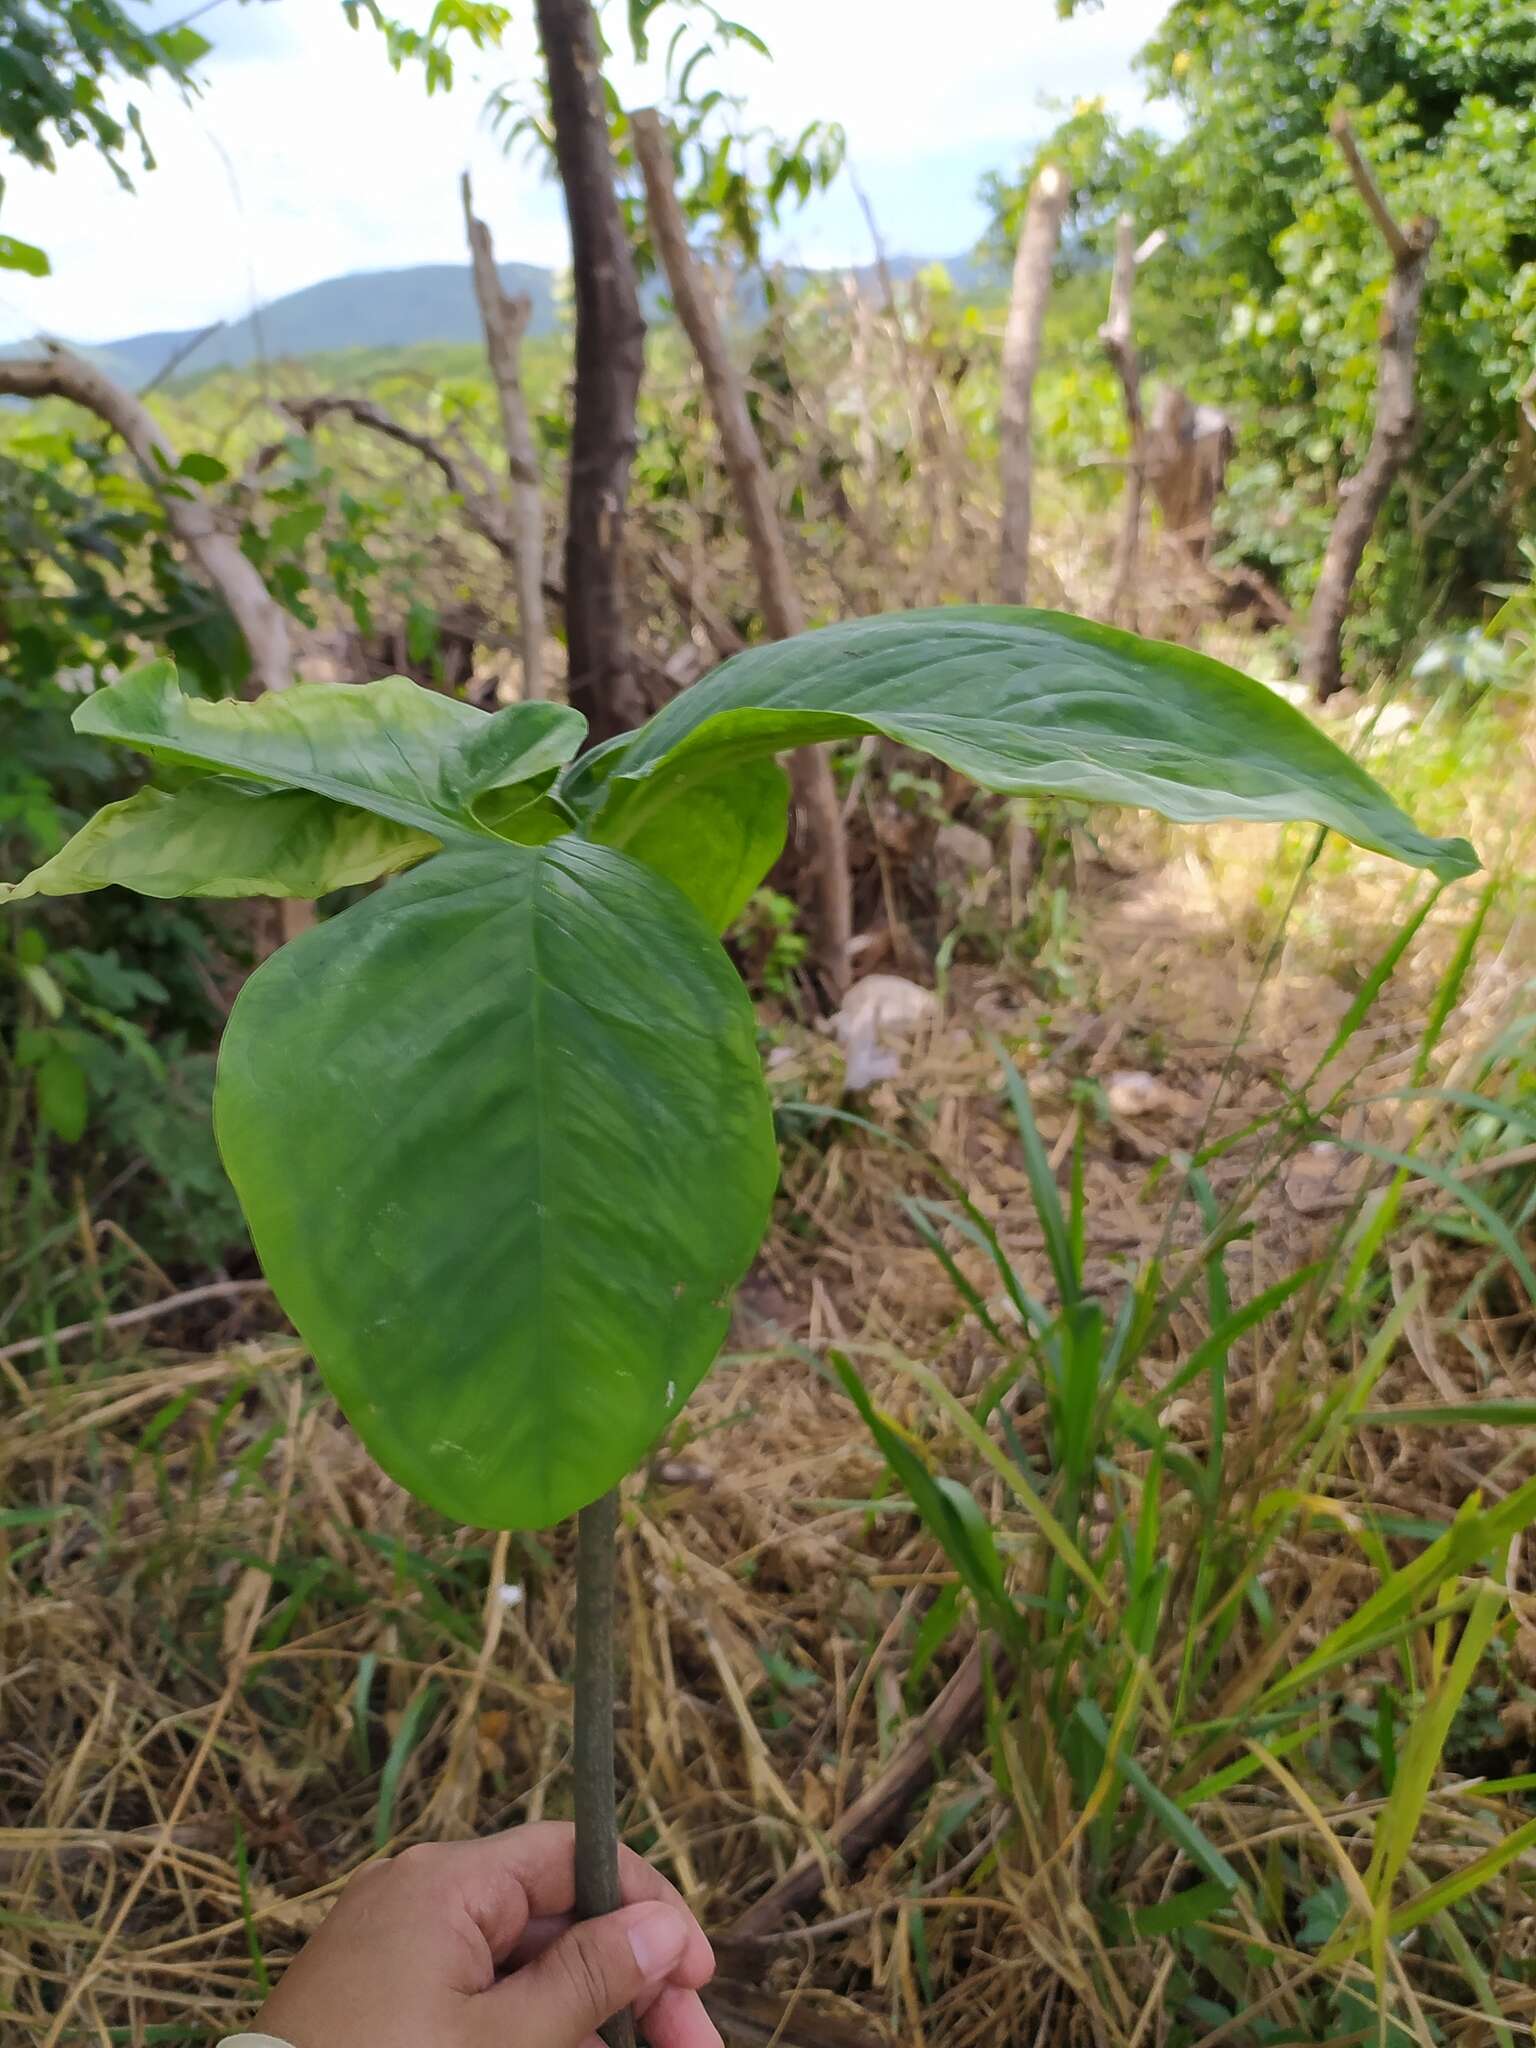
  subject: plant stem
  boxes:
[574,1486,636,2048]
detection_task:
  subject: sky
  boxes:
[0,0,1173,347]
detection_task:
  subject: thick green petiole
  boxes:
[574,1487,636,2048]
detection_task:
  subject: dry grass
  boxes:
[3,693,1534,2047]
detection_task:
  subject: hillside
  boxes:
[86,260,561,388]
[75,248,998,388]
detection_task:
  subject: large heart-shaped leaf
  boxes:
[213,840,777,1529]
[598,759,790,930]
[0,782,436,903]
[578,608,1477,883]
[74,661,586,842]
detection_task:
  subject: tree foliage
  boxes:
[486,0,844,268]
[0,0,211,271]
[987,0,1536,654]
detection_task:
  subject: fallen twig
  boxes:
[0,1279,273,1367]
[729,1641,987,1938]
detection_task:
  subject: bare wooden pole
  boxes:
[1098,217,1164,628]
[0,342,292,694]
[461,173,548,701]
[535,0,649,743]
[1302,114,1438,701]
[998,164,1069,604]
[631,106,853,997]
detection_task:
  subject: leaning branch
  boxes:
[631,107,852,996]
[729,1642,988,1938]
[281,394,516,559]
[1301,115,1439,701]
[1098,215,1147,626]
[1330,109,1412,266]
[998,163,1070,605]
[0,341,293,694]
[462,172,548,699]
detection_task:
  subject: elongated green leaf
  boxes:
[1156,1264,1323,1407]
[0,235,50,277]
[214,841,777,1529]
[833,1352,1017,1639]
[1103,1878,1234,1940]
[1257,1471,1536,1712]
[73,660,586,843]
[1074,1699,1241,1895]
[578,609,1476,882]
[0,782,436,903]
[1335,1136,1536,1300]
[1359,1402,1536,1429]
[1387,1813,1536,1939]
[374,1680,439,1849]
[994,1034,1079,1311]
[598,759,790,930]
[1365,1583,1504,1909]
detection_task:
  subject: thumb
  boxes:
[482,1901,689,2047]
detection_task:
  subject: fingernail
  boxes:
[628,1904,687,1978]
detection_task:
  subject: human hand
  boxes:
[249,1822,720,2048]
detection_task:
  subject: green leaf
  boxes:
[19,962,64,1018]
[1155,1263,1323,1406]
[832,1352,1020,1645]
[440,701,586,822]
[1074,1699,1241,1895]
[406,601,439,668]
[214,840,777,1529]
[597,759,790,930]
[72,660,584,843]
[37,1051,87,1142]
[1103,1878,1234,1940]
[1359,1402,1536,1429]
[0,236,51,277]
[177,451,228,485]
[269,502,326,551]
[909,1581,964,1689]
[579,608,1477,882]
[154,24,213,67]
[0,783,437,903]
[374,1679,439,1849]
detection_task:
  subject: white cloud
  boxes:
[0,0,1172,346]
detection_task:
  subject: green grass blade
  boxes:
[1156,1263,1322,1408]
[1074,1699,1241,1894]
[892,1356,1109,1609]
[1333,1136,1536,1301]
[1359,1402,1536,1428]
[992,1035,1079,1311]
[1308,882,1443,1081]
[374,1679,438,1849]
[1386,1812,1536,1939]
[1414,880,1494,1087]
[233,1818,271,1997]
[1258,1476,1536,1712]
[1365,1582,1504,1906]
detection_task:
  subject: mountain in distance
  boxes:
[85,261,560,389]
[79,248,1001,389]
